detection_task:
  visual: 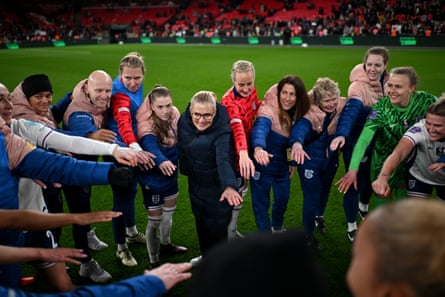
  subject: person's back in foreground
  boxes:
[191,228,329,297]
[348,198,445,297]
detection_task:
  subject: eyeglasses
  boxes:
[191,112,214,120]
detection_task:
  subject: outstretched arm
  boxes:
[289,118,312,165]
[372,137,414,198]
[0,245,87,265]
[0,209,121,231]
[0,261,192,297]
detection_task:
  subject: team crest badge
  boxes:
[436,147,445,156]
[304,169,314,179]
[408,179,416,190]
[152,194,160,204]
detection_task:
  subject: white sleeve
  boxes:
[129,142,143,151]
[403,120,423,146]
[13,118,116,156]
[12,119,45,146]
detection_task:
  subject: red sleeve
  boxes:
[222,90,248,154]
[111,93,138,145]
[221,88,259,155]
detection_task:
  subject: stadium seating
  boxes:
[0,0,442,43]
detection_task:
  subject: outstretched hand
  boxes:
[239,150,255,179]
[429,162,445,172]
[89,129,116,143]
[137,151,156,170]
[44,247,88,265]
[291,142,310,165]
[253,147,273,166]
[144,262,192,290]
[72,211,122,225]
[113,147,139,166]
[220,187,243,206]
[32,179,62,189]
[159,160,177,176]
[336,170,358,193]
[330,136,345,151]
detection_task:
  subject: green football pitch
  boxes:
[1,44,444,297]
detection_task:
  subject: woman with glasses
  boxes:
[178,91,242,264]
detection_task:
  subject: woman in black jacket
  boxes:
[178,91,242,262]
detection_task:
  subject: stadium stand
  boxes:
[0,0,443,43]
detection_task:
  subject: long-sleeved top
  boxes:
[0,117,115,287]
[11,118,118,212]
[178,103,237,193]
[221,86,259,171]
[290,98,346,165]
[51,92,72,124]
[0,274,166,297]
[251,91,291,175]
[349,91,437,186]
[63,79,108,136]
[335,63,387,142]
[108,76,143,145]
[136,96,180,191]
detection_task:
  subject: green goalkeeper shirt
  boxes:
[349,91,437,187]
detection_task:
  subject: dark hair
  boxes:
[276,75,310,130]
[148,84,172,144]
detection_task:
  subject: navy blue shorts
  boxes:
[141,183,179,210]
[407,171,445,200]
[24,230,57,269]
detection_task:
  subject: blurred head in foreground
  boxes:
[348,198,445,297]
[191,228,329,297]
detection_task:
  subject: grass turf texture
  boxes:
[1,44,444,297]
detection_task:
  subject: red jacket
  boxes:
[221,86,259,170]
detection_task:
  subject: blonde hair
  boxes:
[190,90,217,111]
[119,52,145,74]
[367,199,445,297]
[311,77,340,104]
[231,60,255,81]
